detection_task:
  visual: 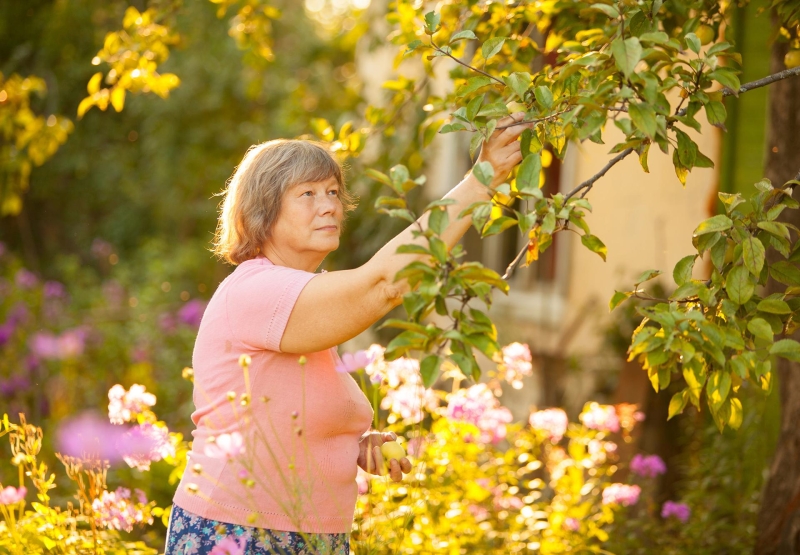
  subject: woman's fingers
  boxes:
[399,457,412,474]
[389,459,403,482]
[371,445,385,475]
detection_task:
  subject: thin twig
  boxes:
[564,148,635,200]
[494,108,572,130]
[432,44,506,87]
[502,238,531,280]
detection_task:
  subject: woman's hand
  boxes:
[357,431,412,482]
[476,111,531,189]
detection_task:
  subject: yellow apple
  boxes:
[696,25,715,46]
[785,50,800,69]
[380,441,406,466]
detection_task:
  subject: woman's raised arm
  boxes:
[279,113,531,354]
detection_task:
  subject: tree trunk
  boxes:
[754,32,800,555]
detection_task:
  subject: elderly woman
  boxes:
[166,113,530,554]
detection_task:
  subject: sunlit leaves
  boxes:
[79,7,180,118]
[581,234,607,261]
[0,73,73,215]
[610,37,642,78]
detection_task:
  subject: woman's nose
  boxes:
[317,195,339,215]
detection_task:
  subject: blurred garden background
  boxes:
[2,0,800,553]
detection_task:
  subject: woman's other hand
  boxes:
[357,431,412,482]
[476,111,532,189]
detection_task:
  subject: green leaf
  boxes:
[424,11,441,33]
[673,255,696,286]
[742,236,766,276]
[581,234,607,261]
[610,37,643,78]
[395,244,431,255]
[465,95,483,121]
[472,161,495,187]
[429,236,448,263]
[590,3,620,18]
[365,169,392,187]
[771,339,800,362]
[609,290,631,311]
[516,152,541,193]
[629,102,657,139]
[534,86,554,110]
[429,207,449,236]
[708,68,741,94]
[718,192,744,213]
[706,370,731,409]
[404,40,424,55]
[757,297,791,314]
[477,101,509,118]
[685,32,701,53]
[705,101,727,130]
[668,390,689,420]
[728,397,743,430]
[456,76,493,98]
[676,129,698,168]
[726,265,755,305]
[420,355,443,388]
[481,37,506,60]
[635,269,662,284]
[693,214,733,236]
[757,221,791,240]
[503,72,532,100]
[770,261,800,286]
[450,30,478,43]
[747,317,774,341]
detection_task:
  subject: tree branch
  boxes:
[724,65,800,97]
[564,148,635,200]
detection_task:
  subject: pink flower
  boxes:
[529,408,568,442]
[602,483,641,506]
[29,332,61,359]
[58,328,86,358]
[204,432,245,460]
[0,486,26,505]
[630,453,667,478]
[579,402,620,433]
[446,384,513,444]
[335,350,374,373]
[498,342,533,389]
[57,412,127,462]
[210,535,248,555]
[15,269,38,289]
[381,382,438,424]
[563,517,580,531]
[43,281,67,298]
[108,384,157,424]
[92,487,153,532]
[118,423,174,471]
[661,500,691,522]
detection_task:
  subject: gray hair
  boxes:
[213,139,355,265]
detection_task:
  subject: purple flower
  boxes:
[0,322,14,347]
[158,313,177,333]
[15,269,38,289]
[57,412,127,462]
[92,487,153,532]
[7,303,29,326]
[579,402,621,433]
[58,328,86,358]
[335,350,375,373]
[661,500,691,522]
[178,299,206,328]
[602,483,641,506]
[630,453,667,478]
[43,280,67,298]
[529,408,568,442]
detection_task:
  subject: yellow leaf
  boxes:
[728,397,743,429]
[110,87,126,112]
[87,72,103,95]
[77,96,95,118]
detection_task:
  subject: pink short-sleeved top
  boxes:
[173,255,374,533]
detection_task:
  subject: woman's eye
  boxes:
[302,191,313,197]
[328,190,339,196]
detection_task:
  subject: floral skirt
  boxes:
[165,504,350,555]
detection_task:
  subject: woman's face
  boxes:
[268,175,344,261]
